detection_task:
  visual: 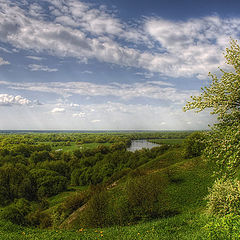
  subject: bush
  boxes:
[125,173,169,221]
[204,214,240,239]
[80,188,110,227]
[59,191,89,218]
[205,178,240,216]
[183,132,206,158]
[30,169,68,198]
[105,168,131,185]
[1,198,32,225]
[27,210,52,228]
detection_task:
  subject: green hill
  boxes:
[0,145,216,239]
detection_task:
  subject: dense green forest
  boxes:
[0,41,239,239]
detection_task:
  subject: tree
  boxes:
[184,39,240,176]
[183,132,206,158]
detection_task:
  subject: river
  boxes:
[127,139,160,152]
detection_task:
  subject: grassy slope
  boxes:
[0,213,209,240]
[0,147,215,239]
[148,139,184,145]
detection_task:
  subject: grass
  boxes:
[139,148,185,171]
[47,186,88,209]
[148,139,184,145]
[0,213,210,239]
[165,157,215,212]
[67,147,216,235]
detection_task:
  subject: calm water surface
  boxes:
[127,140,160,152]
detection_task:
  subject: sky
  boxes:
[0,0,240,130]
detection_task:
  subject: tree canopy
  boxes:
[184,39,240,176]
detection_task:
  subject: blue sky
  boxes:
[0,0,240,130]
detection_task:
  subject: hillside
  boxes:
[0,135,217,239]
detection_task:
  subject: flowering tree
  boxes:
[184,39,240,176]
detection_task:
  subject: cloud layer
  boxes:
[28,64,58,72]
[0,80,197,103]
[0,0,239,78]
[0,0,239,130]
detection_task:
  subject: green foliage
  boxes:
[184,39,240,176]
[30,169,67,198]
[77,174,170,228]
[0,131,194,230]
[149,138,184,145]
[53,191,89,226]
[205,178,240,216]
[204,214,240,240]
[183,132,206,158]
[27,210,52,228]
[0,212,209,240]
[30,150,52,164]
[125,174,169,220]
[62,192,88,213]
[205,124,240,176]
[1,198,32,225]
[80,187,110,228]
[37,160,70,179]
[0,164,36,205]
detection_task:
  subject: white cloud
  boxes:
[0,98,215,130]
[51,107,66,113]
[0,94,31,106]
[91,119,101,123]
[1,1,238,79]
[144,16,240,78]
[72,112,85,118]
[28,64,58,72]
[81,70,93,74]
[0,57,9,65]
[135,72,154,79]
[26,56,44,61]
[0,80,197,103]
[70,103,80,107]
[0,46,11,53]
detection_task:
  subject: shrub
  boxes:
[110,195,130,226]
[36,175,67,198]
[61,191,89,216]
[70,168,82,186]
[27,210,52,228]
[183,132,206,158]
[30,169,68,198]
[1,198,32,225]
[80,188,110,227]
[127,174,168,219]
[105,168,131,185]
[204,214,240,239]
[205,178,240,216]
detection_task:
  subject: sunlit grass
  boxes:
[0,213,209,240]
[148,139,184,145]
